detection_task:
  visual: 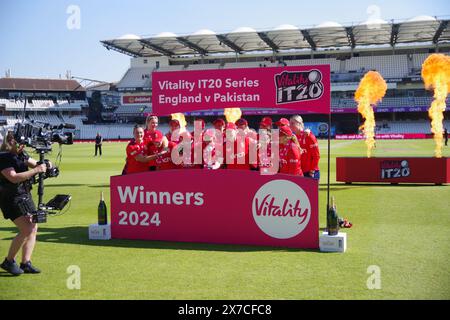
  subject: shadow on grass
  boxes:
[0,272,18,277]
[88,184,110,188]
[323,182,446,188]
[43,184,110,188]
[45,184,87,188]
[0,226,319,254]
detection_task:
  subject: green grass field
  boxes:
[0,139,449,300]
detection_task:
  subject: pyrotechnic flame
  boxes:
[355,71,387,158]
[224,108,242,124]
[171,113,187,132]
[422,53,450,158]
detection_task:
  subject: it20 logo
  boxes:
[380,160,410,179]
[274,70,324,104]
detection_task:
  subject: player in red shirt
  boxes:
[213,118,225,133]
[257,117,275,174]
[124,125,168,175]
[191,118,205,140]
[155,141,180,171]
[143,115,170,171]
[144,115,164,142]
[290,115,320,180]
[235,118,249,132]
[275,118,290,128]
[165,119,181,142]
[224,123,255,170]
[278,126,303,176]
[202,129,223,170]
[259,117,273,131]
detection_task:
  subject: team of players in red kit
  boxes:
[123,114,321,179]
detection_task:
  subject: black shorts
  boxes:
[0,193,36,222]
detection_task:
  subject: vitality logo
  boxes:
[380,160,411,179]
[252,180,311,239]
[275,69,324,104]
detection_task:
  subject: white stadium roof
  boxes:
[101,16,450,57]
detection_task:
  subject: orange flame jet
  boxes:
[355,71,387,158]
[422,53,450,158]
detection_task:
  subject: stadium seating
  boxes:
[115,53,435,86]
[345,55,409,79]
[61,115,87,127]
[411,53,429,70]
[375,120,450,134]
[187,63,222,70]
[28,114,63,126]
[286,58,341,73]
[114,105,150,115]
[1,99,26,111]
[224,61,279,69]
[155,65,186,72]
[117,67,153,88]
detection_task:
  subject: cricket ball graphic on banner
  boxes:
[252,180,311,239]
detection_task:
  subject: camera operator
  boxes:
[0,131,48,276]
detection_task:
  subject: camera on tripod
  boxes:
[12,121,75,223]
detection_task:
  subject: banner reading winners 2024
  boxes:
[152,66,331,115]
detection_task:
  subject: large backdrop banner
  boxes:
[110,170,319,249]
[151,65,331,115]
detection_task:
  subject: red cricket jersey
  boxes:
[155,142,180,170]
[125,140,149,174]
[225,136,255,170]
[295,130,320,173]
[179,141,202,169]
[257,133,274,172]
[279,140,303,176]
[144,129,164,167]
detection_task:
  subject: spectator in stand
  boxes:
[94,133,103,157]
[278,126,302,176]
[290,115,320,180]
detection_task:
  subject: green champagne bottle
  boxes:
[98,192,108,225]
[327,196,339,236]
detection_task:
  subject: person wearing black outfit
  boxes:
[445,128,448,147]
[0,131,47,276]
[95,132,103,156]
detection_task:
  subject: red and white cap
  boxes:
[275,118,290,127]
[279,126,293,136]
[259,117,273,129]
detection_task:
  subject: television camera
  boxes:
[12,121,75,223]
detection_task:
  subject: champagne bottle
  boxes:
[327,196,339,236]
[98,191,108,225]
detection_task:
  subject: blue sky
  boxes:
[0,0,448,82]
